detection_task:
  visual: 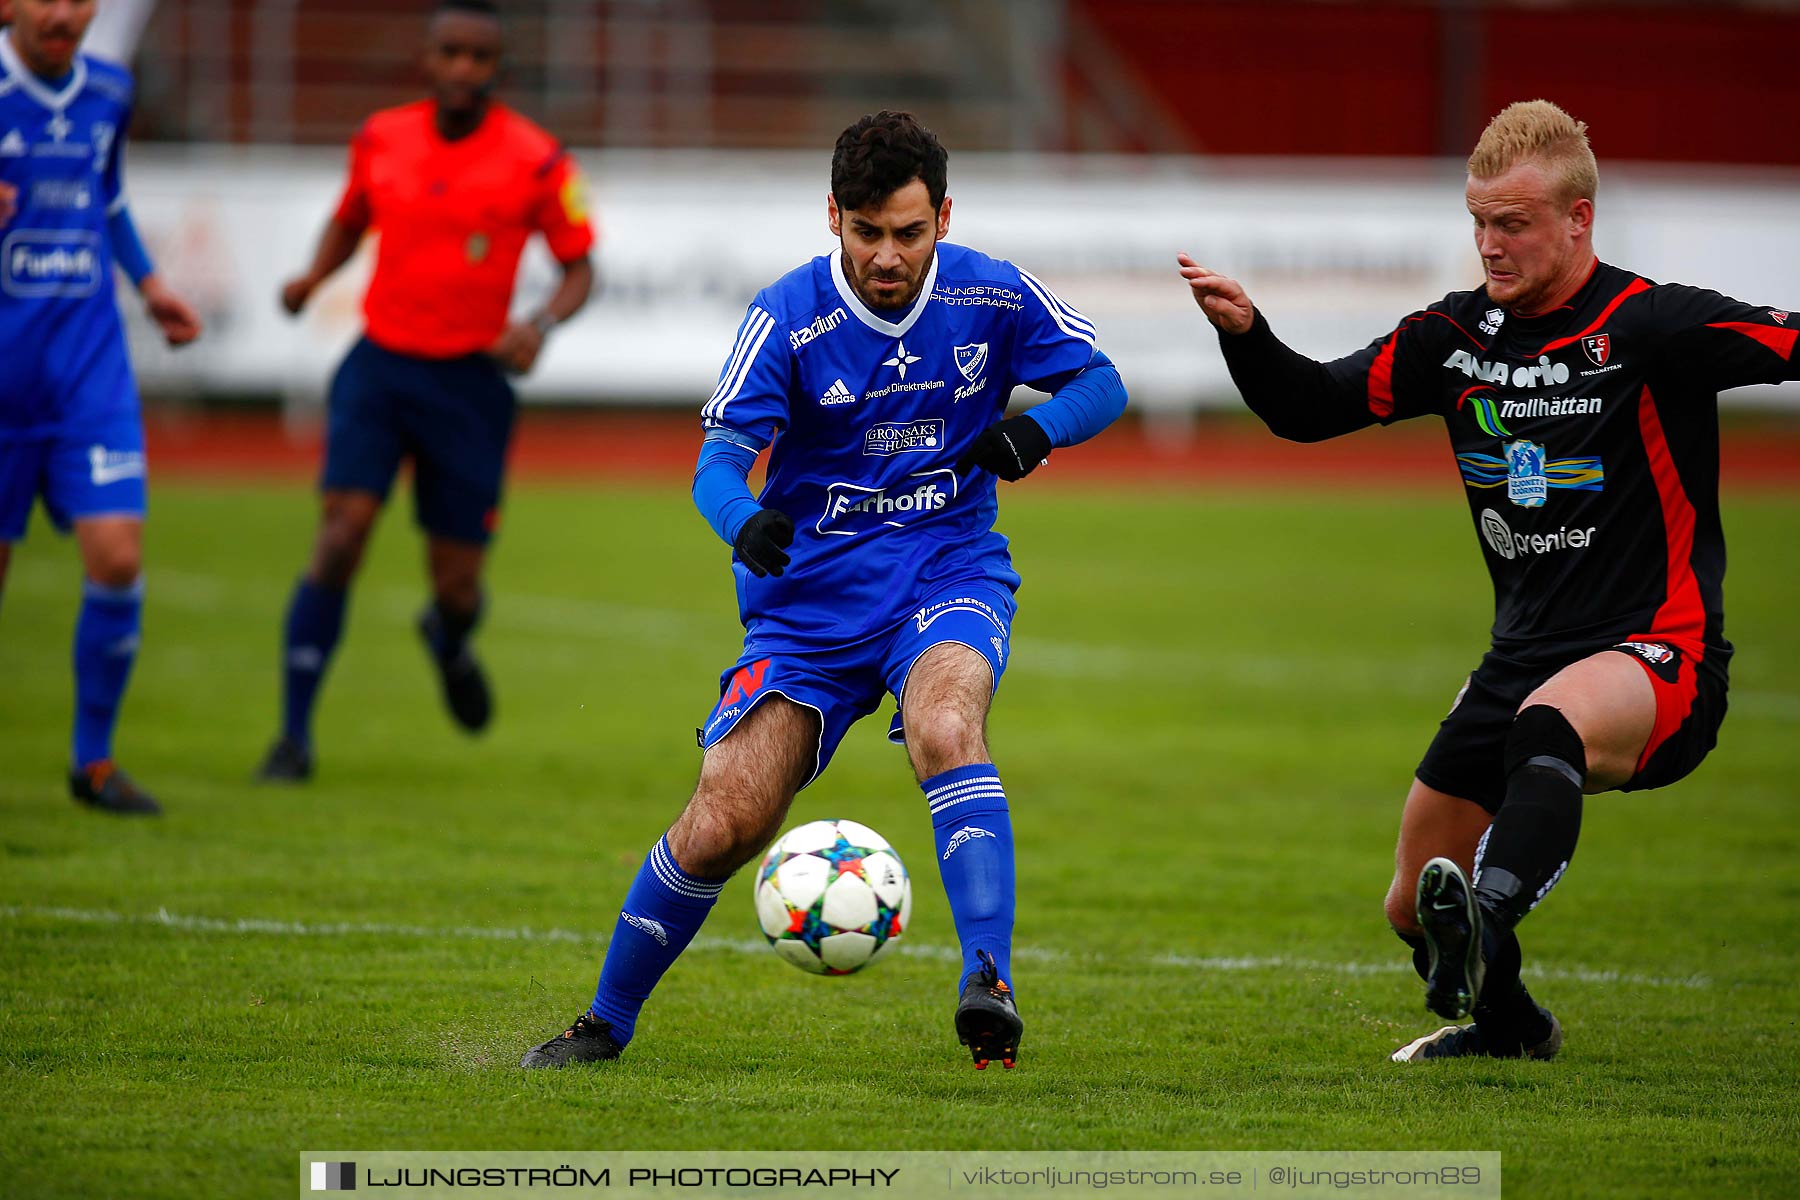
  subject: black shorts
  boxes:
[321,336,517,544]
[1414,639,1730,814]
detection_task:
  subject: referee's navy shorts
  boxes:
[321,336,517,544]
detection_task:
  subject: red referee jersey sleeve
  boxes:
[532,152,596,264]
[331,122,374,229]
[1646,285,1800,392]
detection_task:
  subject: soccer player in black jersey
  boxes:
[1178,100,1798,1061]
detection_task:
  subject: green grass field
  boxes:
[2,475,1797,1199]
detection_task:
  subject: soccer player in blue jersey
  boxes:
[522,111,1128,1070]
[0,0,202,815]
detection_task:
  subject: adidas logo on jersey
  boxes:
[819,379,857,407]
[0,129,25,156]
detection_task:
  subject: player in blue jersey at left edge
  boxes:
[0,0,202,814]
[522,110,1128,1070]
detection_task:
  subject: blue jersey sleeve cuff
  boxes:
[693,437,764,545]
[1024,350,1127,448]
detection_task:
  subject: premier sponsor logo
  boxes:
[1478,508,1595,561]
[1500,396,1602,419]
[1444,350,1572,388]
[789,306,848,352]
[2,230,103,297]
[818,471,955,536]
[863,419,944,456]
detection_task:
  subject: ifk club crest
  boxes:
[1582,333,1611,367]
[953,343,988,382]
[1504,439,1548,508]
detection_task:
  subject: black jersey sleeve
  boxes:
[1643,284,1800,391]
[1216,306,1451,442]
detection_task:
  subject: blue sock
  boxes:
[282,577,347,747]
[588,835,727,1046]
[923,763,1016,993]
[71,577,144,768]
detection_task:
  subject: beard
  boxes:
[844,247,935,311]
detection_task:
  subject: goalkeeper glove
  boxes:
[734,508,795,577]
[956,414,1053,481]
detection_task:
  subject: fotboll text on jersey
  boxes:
[1444,349,1572,388]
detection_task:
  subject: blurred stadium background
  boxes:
[91,0,1800,428]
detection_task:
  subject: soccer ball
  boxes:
[753,819,912,975]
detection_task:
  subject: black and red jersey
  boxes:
[1219,259,1798,661]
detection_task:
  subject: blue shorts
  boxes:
[322,336,516,545]
[698,583,1016,788]
[0,407,147,542]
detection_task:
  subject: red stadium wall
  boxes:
[1079,1,1800,165]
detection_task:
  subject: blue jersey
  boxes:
[0,35,135,436]
[702,242,1099,646]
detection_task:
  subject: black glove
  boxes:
[955,414,1053,481]
[734,508,795,577]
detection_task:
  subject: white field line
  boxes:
[0,904,1713,991]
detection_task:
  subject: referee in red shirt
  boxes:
[259,0,594,781]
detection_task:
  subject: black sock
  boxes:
[1473,922,1552,1046]
[1474,705,1585,927]
[427,596,482,662]
[1394,927,1430,983]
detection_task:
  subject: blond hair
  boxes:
[1468,100,1597,204]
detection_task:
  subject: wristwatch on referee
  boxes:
[530,311,558,339]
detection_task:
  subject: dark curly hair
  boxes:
[831,111,948,213]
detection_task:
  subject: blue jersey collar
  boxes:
[830,247,939,339]
[0,30,88,113]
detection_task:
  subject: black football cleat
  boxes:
[955,949,1021,1070]
[418,608,492,733]
[1417,856,1485,1021]
[68,761,161,816]
[520,1012,624,1069]
[255,736,314,783]
[1391,1007,1563,1063]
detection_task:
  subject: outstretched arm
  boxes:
[1178,252,1384,443]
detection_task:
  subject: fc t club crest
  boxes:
[1581,333,1611,367]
